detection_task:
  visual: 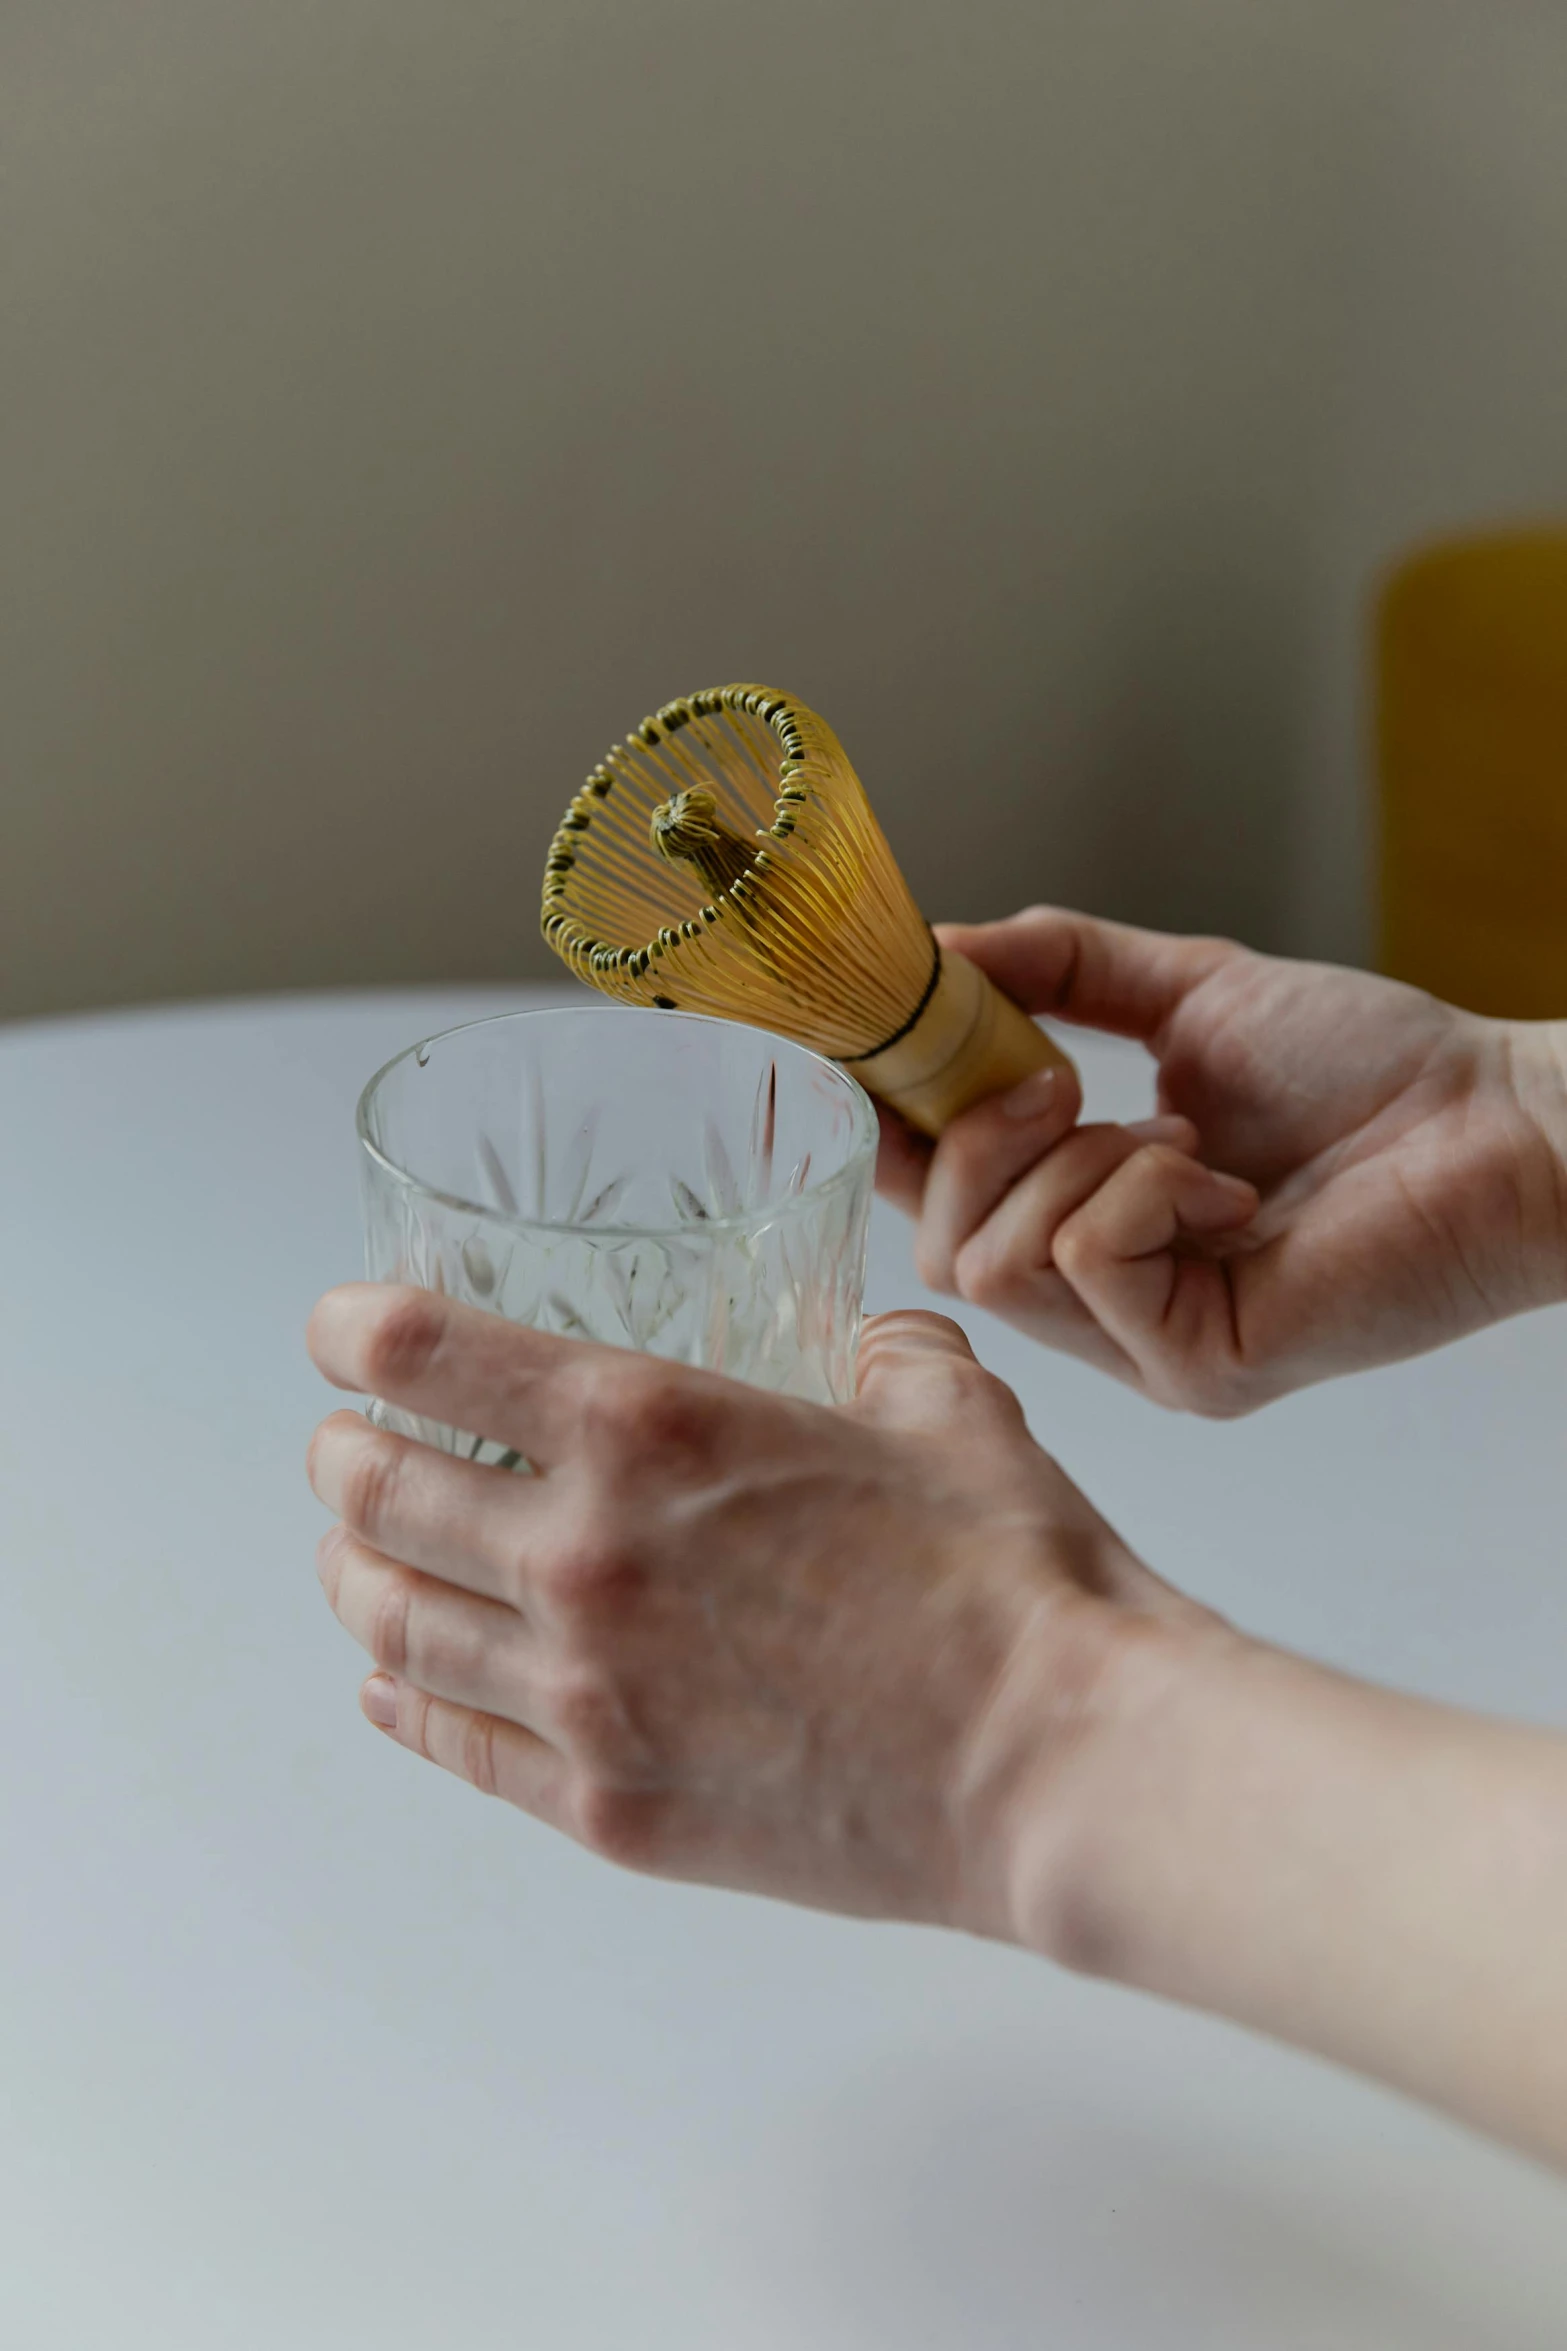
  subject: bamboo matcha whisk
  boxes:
[540,684,1075,1137]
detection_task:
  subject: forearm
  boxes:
[1014,1621,1567,2168]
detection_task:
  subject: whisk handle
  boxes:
[848,946,1077,1138]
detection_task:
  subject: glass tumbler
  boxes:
[356,1005,877,1461]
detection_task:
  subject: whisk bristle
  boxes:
[541,685,934,1061]
[541,684,1075,1134]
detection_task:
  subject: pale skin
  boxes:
[307,909,1567,2169]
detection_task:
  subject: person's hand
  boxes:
[877,909,1567,1414]
[305,1283,1209,1934]
[305,1283,1567,2171]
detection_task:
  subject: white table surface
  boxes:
[4,984,1567,2349]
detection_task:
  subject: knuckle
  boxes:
[462,1709,501,1798]
[1139,1140,1192,1187]
[576,1359,713,1470]
[934,1118,993,1183]
[368,1570,415,1675]
[572,1780,671,1873]
[913,1233,958,1295]
[930,1356,1019,1424]
[1189,1379,1254,1422]
[304,1420,328,1490]
[953,1236,1021,1311]
[966,1362,1025,1419]
[401,1684,436,1762]
[1050,1215,1103,1280]
[1141,1350,1257,1420]
[340,1434,403,1542]
[315,1523,349,1604]
[537,1521,644,1627]
[550,1670,631,1765]
[408,1597,488,1693]
[306,1410,361,1498]
[365,1291,446,1391]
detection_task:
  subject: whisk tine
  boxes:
[540,684,1075,1134]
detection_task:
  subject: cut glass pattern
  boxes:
[357,1007,875,1461]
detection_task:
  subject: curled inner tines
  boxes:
[650,788,758,901]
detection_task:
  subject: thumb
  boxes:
[858,1308,978,1372]
[936,908,1231,1045]
[853,1311,1018,1435]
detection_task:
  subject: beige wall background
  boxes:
[5,0,1565,1020]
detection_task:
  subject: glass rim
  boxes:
[355,1002,879,1242]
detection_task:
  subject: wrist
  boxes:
[1507,1018,1567,1303]
[990,1606,1254,1973]
[951,1579,1244,1965]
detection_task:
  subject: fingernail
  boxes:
[1001,1066,1059,1122]
[362,1674,397,1731]
[1209,1169,1257,1201]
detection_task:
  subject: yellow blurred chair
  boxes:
[1377,529,1567,1018]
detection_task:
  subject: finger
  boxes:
[945,1260,1144,1384]
[934,909,1234,1045]
[1124,1114,1201,1152]
[1051,1149,1258,1394]
[307,1410,543,1606]
[912,1054,1083,1293]
[924,1119,1194,1352]
[952,1123,1159,1312]
[308,1284,606,1468]
[874,1101,933,1215]
[318,1525,542,1724]
[360,1675,570,1818]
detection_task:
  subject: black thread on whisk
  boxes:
[843,930,942,1063]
